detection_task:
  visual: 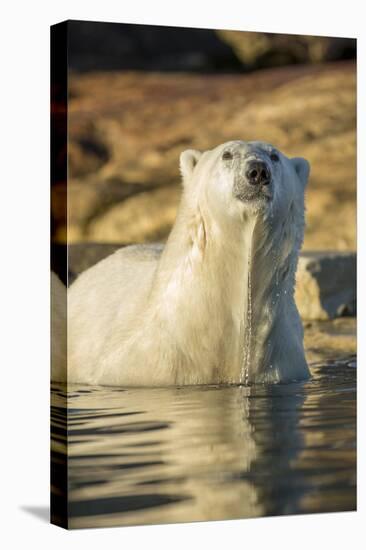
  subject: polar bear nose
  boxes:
[246,160,271,185]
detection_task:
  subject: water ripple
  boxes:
[51,355,356,528]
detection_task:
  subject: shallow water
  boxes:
[51,355,356,529]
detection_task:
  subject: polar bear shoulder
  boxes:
[66,244,164,384]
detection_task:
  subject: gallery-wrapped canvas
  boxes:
[51,20,356,529]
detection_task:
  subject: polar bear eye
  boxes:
[222,150,233,161]
[270,152,280,162]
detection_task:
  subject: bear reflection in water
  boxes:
[52,382,305,527]
[52,356,356,529]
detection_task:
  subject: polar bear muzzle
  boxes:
[245,160,271,186]
[233,154,273,204]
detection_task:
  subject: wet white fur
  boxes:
[57,140,310,386]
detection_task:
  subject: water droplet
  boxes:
[241,246,252,386]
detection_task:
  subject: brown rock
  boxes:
[304,317,356,364]
[87,186,181,243]
[52,62,355,251]
[218,32,355,68]
[296,252,356,320]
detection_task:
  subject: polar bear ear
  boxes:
[292,157,310,188]
[180,149,202,183]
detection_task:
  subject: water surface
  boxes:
[51,355,356,529]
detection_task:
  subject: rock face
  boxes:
[66,21,355,73]
[304,317,356,364]
[52,61,355,251]
[87,186,181,243]
[218,31,356,69]
[295,252,356,320]
[67,21,243,73]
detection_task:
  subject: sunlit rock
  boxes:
[296,251,356,320]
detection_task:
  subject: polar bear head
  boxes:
[180,140,310,231]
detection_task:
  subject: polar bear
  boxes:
[61,140,310,386]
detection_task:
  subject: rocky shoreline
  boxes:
[52,61,356,253]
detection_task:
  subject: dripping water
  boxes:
[241,246,252,385]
